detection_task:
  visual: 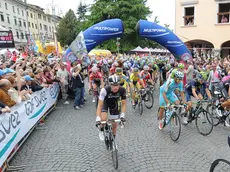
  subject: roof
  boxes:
[27,3,45,13]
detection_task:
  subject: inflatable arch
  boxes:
[136,20,192,61]
[64,18,192,63]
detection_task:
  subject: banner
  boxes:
[0,83,59,167]
[137,20,192,61]
[83,18,124,52]
[0,31,15,48]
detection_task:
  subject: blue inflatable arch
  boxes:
[83,19,124,52]
[136,20,192,61]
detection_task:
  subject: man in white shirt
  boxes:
[57,62,70,104]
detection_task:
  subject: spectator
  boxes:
[71,65,84,110]
[0,101,11,114]
[56,62,70,105]
[186,61,194,83]
[0,79,16,107]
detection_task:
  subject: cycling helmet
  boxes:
[109,75,120,85]
[143,65,149,71]
[200,71,207,81]
[174,71,184,79]
[196,73,204,81]
[115,67,123,74]
[133,68,139,73]
[178,63,184,69]
[91,66,98,73]
[166,64,171,69]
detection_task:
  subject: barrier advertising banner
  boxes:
[0,83,59,167]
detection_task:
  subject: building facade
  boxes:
[0,0,29,46]
[27,4,61,43]
[175,0,230,57]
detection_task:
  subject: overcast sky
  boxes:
[27,0,175,29]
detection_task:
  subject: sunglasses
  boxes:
[116,73,122,75]
[111,84,119,86]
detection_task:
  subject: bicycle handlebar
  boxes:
[100,119,121,124]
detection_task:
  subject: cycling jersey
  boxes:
[130,73,140,82]
[119,74,130,88]
[159,79,183,106]
[139,71,151,86]
[89,72,102,81]
[184,80,207,101]
[99,86,126,115]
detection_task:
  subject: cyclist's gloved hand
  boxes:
[95,116,101,127]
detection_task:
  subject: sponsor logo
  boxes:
[93,27,119,32]
[143,29,166,33]
[181,53,192,61]
[167,41,182,44]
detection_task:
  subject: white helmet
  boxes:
[91,66,98,73]
[143,65,149,71]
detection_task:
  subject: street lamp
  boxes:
[116,37,120,54]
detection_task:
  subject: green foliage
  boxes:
[76,1,88,22]
[56,9,78,47]
[83,0,157,52]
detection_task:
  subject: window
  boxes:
[40,23,42,30]
[44,24,47,31]
[22,10,24,16]
[21,32,24,39]
[27,11,28,16]
[7,16,10,23]
[218,3,230,23]
[28,21,30,27]
[43,15,46,21]
[25,32,28,40]
[38,14,41,19]
[5,3,7,10]
[48,18,51,23]
[19,20,22,27]
[30,13,33,18]
[0,14,4,22]
[23,21,26,27]
[17,8,20,15]
[16,31,19,38]
[49,26,51,32]
[35,24,37,29]
[32,23,34,28]
[183,7,194,26]
[12,6,15,13]
[14,18,17,25]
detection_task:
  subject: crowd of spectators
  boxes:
[0,49,88,115]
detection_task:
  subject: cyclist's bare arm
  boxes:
[96,99,103,117]
[100,78,104,88]
[121,99,126,114]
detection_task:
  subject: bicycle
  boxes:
[133,88,145,115]
[99,119,121,169]
[209,135,230,172]
[158,104,183,141]
[145,82,155,109]
[180,100,213,136]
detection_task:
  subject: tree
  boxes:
[56,9,78,46]
[85,0,154,52]
[77,1,88,22]
[154,16,160,24]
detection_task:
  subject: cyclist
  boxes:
[184,72,212,123]
[115,68,130,96]
[96,75,127,141]
[89,66,104,103]
[139,65,154,88]
[158,71,186,130]
[130,67,143,106]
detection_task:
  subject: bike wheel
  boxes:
[144,91,154,109]
[210,159,230,172]
[206,104,220,126]
[110,134,118,169]
[138,99,143,115]
[180,112,189,126]
[195,109,213,136]
[169,113,181,142]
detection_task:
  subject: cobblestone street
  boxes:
[10,88,230,172]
